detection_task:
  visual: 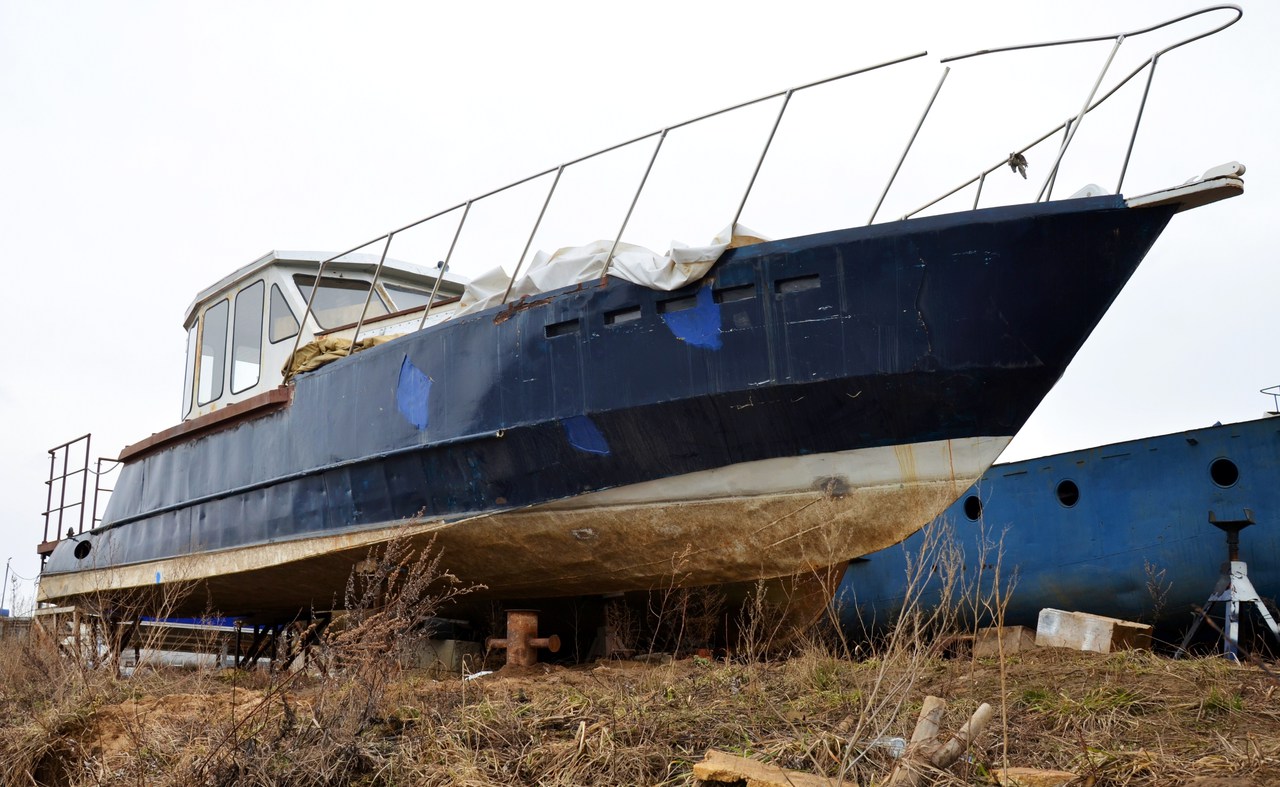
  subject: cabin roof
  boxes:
[183,250,469,326]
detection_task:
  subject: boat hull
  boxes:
[836,417,1280,636]
[42,196,1177,616]
[39,436,1004,614]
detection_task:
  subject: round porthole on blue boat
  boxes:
[1056,479,1080,508]
[74,540,92,560]
[1210,457,1239,488]
[963,495,982,521]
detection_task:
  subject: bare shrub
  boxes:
[190,534,479,785]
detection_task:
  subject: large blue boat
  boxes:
[835,411,1280,637]
[37,8,1249,620]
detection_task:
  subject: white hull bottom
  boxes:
[39,436,1010,616]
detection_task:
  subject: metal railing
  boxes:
[92,458,122,530]
[285,49,928,366]
[285,5,1240,366]
[902,5,1241,220]
[42,435,91,546]
[40,435,123,550]
[1262,385,1280,414]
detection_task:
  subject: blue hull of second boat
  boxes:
[836,416,1280,636]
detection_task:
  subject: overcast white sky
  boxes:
[1,2,1274,612]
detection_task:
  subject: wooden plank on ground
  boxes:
[692,748,836,787]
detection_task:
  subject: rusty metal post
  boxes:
[487,609,560,667]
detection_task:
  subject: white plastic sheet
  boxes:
[456,224,768,317]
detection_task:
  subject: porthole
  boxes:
[74,540,92,560]
[963,495,982,521]
[1210,457,1239,488]
[1056,479,1080,508]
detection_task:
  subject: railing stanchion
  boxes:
[601,130,668,281]
[733,89,794,230]
[1046,117,1072,202]
[1037,35,1125,202]
[1117,56,1159,195]
[43,449,56,544]
[504,165,565,305]
[350,232,396,349]
[869,67,949,225]
[78,436,90,535]
[419,200,473,331]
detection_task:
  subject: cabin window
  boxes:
[269,283,299,343]
[231,280,264,394]
[384,283,434,311]
[198,299,229,405]
[292,274,388,329]
[181,325,196,418]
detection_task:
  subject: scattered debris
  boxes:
[693,748,836,787]
[1036,608,1152,653]
[991,767,1078,787]
[886,695,992,787]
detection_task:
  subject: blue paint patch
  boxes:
[396,356,432,430]
[660,286,722,350]
[562,415,610,455]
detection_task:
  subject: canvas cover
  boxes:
[456,224,768,317]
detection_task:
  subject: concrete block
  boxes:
[401,638,484,676]
[1035,609,1152,653]
[973,625,1038,658]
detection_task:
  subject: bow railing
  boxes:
[286,5,1241,366]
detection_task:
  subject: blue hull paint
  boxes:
[836,416,1280,634]
[45,196,1177,612]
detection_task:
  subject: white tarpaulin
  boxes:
[456,223,768,317]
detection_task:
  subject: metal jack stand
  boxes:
[1176,509,1280,660]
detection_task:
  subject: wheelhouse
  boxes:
[180,250,467,421]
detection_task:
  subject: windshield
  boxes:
[292,274,389,329]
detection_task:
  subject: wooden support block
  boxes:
[973,625,1038,658]
[692,748,836,787]
[1035,609,1152,653]
[992,766,1078,787]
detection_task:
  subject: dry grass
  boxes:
[5,637,1277,786]
[4,532,1279,786]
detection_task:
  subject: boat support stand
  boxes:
[1175,509,1280,660]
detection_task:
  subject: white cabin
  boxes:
[180,250,467,421]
